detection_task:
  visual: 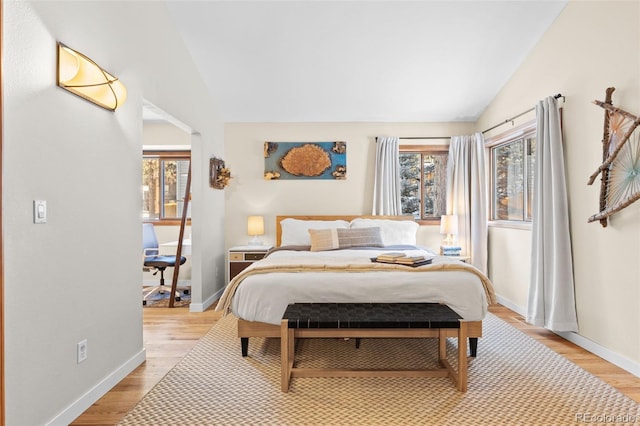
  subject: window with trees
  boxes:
[142,150,190,222]
[489,123,536,222]
[399,146,449,221]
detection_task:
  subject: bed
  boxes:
[216,215,496,357]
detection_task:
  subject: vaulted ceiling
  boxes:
[165,1,567,123]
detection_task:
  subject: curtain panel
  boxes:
[372,137,402,215]
[446,133,488,274]
[527,96,578,332]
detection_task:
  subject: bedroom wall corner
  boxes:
[477,0,640,374]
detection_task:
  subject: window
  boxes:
[489,123,536,222]
[142,151,190,222]
[399,146,449,221]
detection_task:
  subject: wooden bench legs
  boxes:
[439,324,467,391]
[280,325,295,392]
[280,321,468,393]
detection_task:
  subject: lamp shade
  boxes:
[440,215,458,236]
[247,215,265,236]
[57,42,127,111]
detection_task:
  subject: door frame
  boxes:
[1,0,6,422]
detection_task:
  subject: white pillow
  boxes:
[349,218,419,246]
[280,219,350,246]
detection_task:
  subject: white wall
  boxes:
[3,1,224,425]
[487,226,531,310]
[477,1,640,372]
[143,121,192,146]
[224,122,474,253]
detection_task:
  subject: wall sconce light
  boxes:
[57,42,127,111]
[247,215,265,246]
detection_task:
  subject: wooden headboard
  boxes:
[275,215,415,247]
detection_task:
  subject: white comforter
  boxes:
[226,248,492,325]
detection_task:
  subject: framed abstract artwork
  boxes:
[263,141,347,180]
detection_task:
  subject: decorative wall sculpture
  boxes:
[264,141,347,180]
[210,156,231,189]
[588,87,640,226]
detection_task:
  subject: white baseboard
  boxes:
[555,331,640,378]
[494,295,640,378]
[188,287,224,312]
[46,349,146,426]
[494,295,527,317]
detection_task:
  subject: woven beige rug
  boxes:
[120,313,639,425]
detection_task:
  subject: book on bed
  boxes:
[373,252,433,266]
[375,252,408,261]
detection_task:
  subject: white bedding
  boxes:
[228,247,491,325]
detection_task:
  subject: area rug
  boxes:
[119,313,639,425]
[142,288,191,308]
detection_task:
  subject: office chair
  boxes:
[142,223,187,306]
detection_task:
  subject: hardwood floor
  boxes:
[72,304,640,425]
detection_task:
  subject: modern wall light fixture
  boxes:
[57,42,127,111]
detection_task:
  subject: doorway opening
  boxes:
[142,100,195,308]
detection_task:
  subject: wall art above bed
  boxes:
[263,141,347,180]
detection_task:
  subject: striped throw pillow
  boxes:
[309,227,384,252]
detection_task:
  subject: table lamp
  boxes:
[439,214,461,255]
[247,215,265,246]
[440,215,458,246]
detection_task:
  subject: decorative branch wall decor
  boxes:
[588,87,640,226]
[210,157,231,189]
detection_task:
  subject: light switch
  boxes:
[34,200,47,224]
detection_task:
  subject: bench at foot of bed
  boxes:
[237,317,481,357]
[281,302,470,392]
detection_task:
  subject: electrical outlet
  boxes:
[77,339,88,363]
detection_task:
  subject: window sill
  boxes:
[488,220,532,230]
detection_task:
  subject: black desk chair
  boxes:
[142,223,187,306]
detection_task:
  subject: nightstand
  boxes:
[444,255,470,263]
[228,245,273,282]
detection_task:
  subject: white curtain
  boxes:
[372,136,402,215]
[527,97,578,332]
[446,133,488,274]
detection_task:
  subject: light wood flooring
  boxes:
[72,304,640,425]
